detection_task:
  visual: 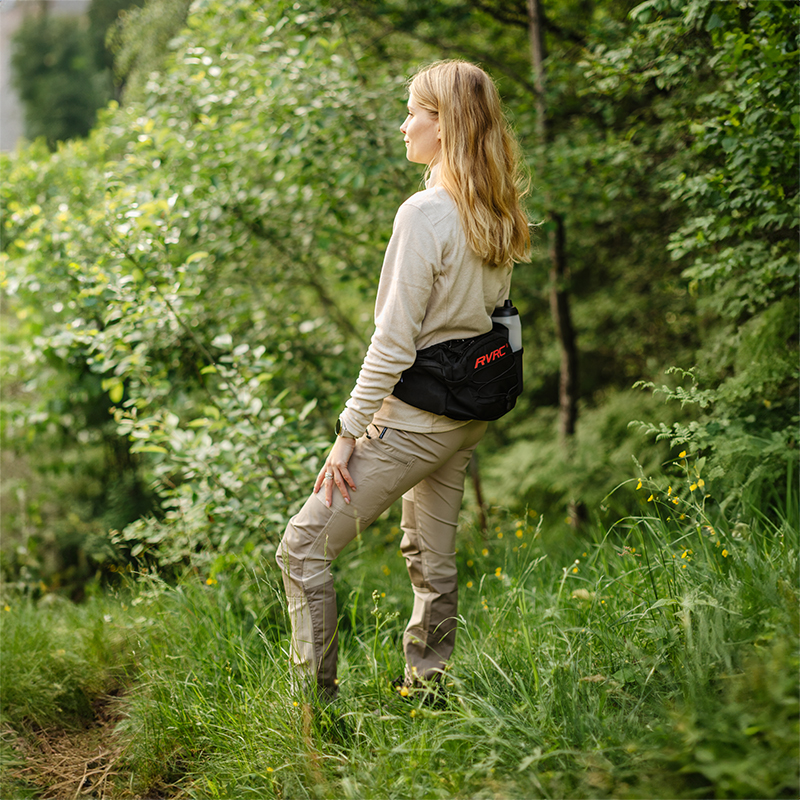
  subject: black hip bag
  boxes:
[392,317,523,422]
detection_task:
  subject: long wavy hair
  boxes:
[409,60,530,268]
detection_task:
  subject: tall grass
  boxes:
[119,493,798,798]
[2,488,798,799]
[0,592,136,729]
[0,591,139,798]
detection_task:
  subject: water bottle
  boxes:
[492,299,522,352]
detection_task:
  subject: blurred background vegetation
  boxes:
[1,0,797,596]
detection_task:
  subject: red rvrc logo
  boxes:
[474,344,508,369]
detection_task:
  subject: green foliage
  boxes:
[484,387,680,520]
[586,0,800,511]
[0,593,136,730]
[10,11,112,147]
[635,358,797,514]
[106,0,191,102]
[344,0,700,395]
[88,0,147,78]
[658,639,799,799]
[9,1,144,147]
[3,499,796,799]
[3,0,797,589]
[1,0,420,582]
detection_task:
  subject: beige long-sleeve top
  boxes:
[339,171,513,438]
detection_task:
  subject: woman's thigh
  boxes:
[279,421,486,583]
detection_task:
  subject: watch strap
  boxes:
[335,417,356,438]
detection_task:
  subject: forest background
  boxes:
[1,0,798,798]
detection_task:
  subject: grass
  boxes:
[1,486,798,799]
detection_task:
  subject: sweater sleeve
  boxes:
[339,200,442,437]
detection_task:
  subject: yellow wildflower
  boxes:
[515,530,523,539]
[679,451,687,458]
[400,687,409,697]
[467,559,474,567]
[267,767,274,773]
[495,567,502,577]
[690,483,697,492]
[497,532,503,539]
[647,494,654,502]
[206,577,217,585]
[698,479,705,487]
[466,581,473,588]
[722,549,729,557]
[636,480,642,490]
[482,548,489,557]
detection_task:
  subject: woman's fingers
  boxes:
[316,436,357,507]
[325,472,340,507]
[313,467,327,495]
[339,463,357,492]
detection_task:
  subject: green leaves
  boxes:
[584,0,799,511]
[2,0,797,583]
[2,0,420,577]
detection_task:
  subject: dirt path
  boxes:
[8,694,128,800]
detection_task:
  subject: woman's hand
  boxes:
[314,436,357,507]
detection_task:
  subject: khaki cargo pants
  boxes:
[276,420,486,700]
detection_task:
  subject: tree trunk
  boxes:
[527,0,547,142]
[527,0,582,524]
[548,212,578,440]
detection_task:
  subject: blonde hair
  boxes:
[409,60,530,268]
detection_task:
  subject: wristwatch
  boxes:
[335,416,356,439]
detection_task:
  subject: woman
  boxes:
[277,60,530,703]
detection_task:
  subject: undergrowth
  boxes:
[1,484,798,799]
